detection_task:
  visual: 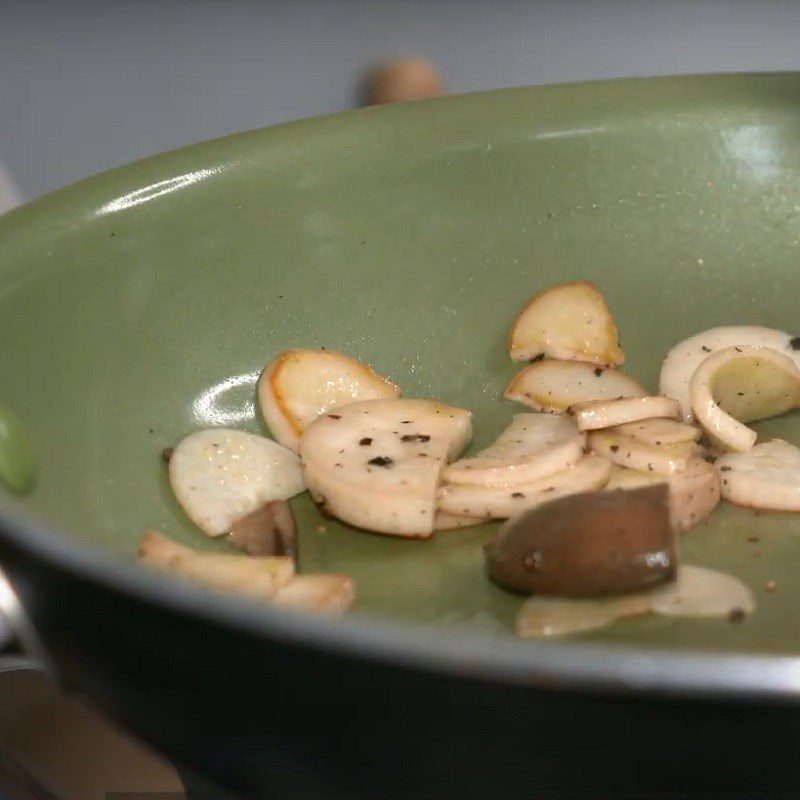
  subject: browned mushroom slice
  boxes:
[229,500,298,559]
[485,484,675,597]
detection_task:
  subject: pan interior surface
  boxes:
[2,74,800,654]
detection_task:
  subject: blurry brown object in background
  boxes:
[361,57,443,105]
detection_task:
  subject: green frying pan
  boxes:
[2,74,800,798]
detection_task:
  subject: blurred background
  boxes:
[3,0,800,208]
[2,1,800,797]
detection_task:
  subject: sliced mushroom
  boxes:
[570,395,681,432]
[515,591,655,638]
[485,484,675,597]
[603,464,665,492]
[668,457,721,532]
[612,417,701,446]
[229,500,297,559]
[660,325,800,421]
[715,439,800,511]
[650,565,754,617]
[504,360,646,414]
[139,530,354,613]
[300,398,472,537]
[515,564,754,637]
[433,511,487,531]
[508,281,624,366]
[437,454,612,519]
[258,348,399,452]
[274,573,355,613]
[588,429,703,475]
[690,345,800,452]
[138,530,295,598]
[168,429,305,537]
[443,413,584,486]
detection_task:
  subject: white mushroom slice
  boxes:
[603,465,664,492]
[138,530,295,598]
[274,574,355,613]
[515,592,654,638]
[437,455,612,519]
[669,457,721,532]
[716,439,800,511]
[300,398,472,537]
[689,346,800,452]
[570,396,680,432]
[515,564,753,637]
[258,349,399,452]
[603,459,719,532]
[588,430,703,476]
[508,281,624,367]
[659,325,800,421]
[433,511,486,531]
[504,360,646,414]
[169,429,305,537]
[651,565,754,618]
[612,417,701,447]
[443,414,584,487]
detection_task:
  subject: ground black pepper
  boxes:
[368,456,393,467]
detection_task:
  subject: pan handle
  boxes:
[0,567,48,674]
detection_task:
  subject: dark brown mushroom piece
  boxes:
[229,500,298,561]
[485,484,676,597]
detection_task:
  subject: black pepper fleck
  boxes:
[720,466,732,472]
[737,392,744,397]
[734,346,742,352]
[368,456,393,467]
[728,608,746,624]
[359,437,373,446]
[704,455,717,463]
[511,492,525,498]
[790,336,800,351]
[610,445,619,452]
[401,434,431,443]
[594,368,603,377]
[327,414,342,420]
[701,345,711,352]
